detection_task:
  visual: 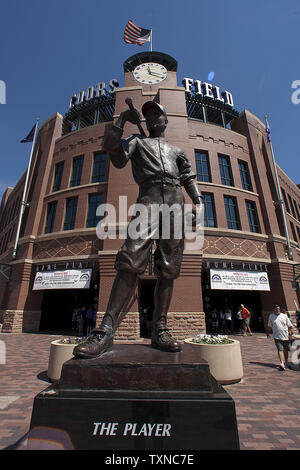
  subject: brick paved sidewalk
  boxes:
[0,331,299,450]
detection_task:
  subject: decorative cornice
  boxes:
[202,253,270,263]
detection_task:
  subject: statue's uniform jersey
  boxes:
[104,126,202,279]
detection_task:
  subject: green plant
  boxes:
[191,334,234,345]
[57,337,87,345]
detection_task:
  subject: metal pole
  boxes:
[150,29,152,52]
[264,115,293,260]
[12,118,39,260]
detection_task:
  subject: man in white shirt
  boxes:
[225,307,232,334]
[266,305,293,371]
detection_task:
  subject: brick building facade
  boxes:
[0,51,299,338]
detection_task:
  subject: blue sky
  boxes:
[0,0,299,201]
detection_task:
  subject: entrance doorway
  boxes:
[202,271,264,332]
[39,289,97,334]
[139,279,156,338]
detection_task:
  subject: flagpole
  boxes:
[12,118,39,260]
[264,115,293,260]
[150,28,152,52]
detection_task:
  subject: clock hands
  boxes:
[150,72,165,78]
[147,65,165,79]
[148,70,164,80]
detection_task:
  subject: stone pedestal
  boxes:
[29,344,239,450]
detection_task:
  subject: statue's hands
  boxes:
[119,109,141,126]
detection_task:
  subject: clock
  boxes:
[133,63,168,84]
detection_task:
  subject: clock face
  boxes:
[133,63,168,84]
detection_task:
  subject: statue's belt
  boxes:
[140,176,181,188]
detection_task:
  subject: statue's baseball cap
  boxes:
[142,101,168,121]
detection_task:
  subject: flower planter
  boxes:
[184,338,243,384]
[47,340,75,382]
[290,334,300,371]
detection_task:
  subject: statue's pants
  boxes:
[115,182,185,280]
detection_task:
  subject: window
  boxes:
[218,154,234,186]
[52,162,64,192]
[246,200,261,233]
[297,226,300,242]
[86,194,103,228]
[288,194,297,219]
[70,156,83,187]
[195,150,211,182]
[13,196,21,219]
[64,197,78,230]
[1,232,9,254]
[281,188,290,213]
[293,199,300,221]
[290,222,298,243]
[92,153,107,183]
[238,160,252,191]
[202,193,217,227]
[45,202,57,234]
[224,196,240,230]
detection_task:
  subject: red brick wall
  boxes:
[0,55,299,335]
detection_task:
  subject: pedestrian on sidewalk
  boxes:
[211,309,219,333]
[266,304,294,371]
[71,308,78,331]
[236,307,243,334]
[86,305,96,335]
[240,304,252,336]
[76,307,84,336]
[219,310,226,333]
[224,306,232,334]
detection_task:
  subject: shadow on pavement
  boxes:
[37,370,51,383]
[249,361,278,369]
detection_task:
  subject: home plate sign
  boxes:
[210,269,270,291]
[33,269,92,290]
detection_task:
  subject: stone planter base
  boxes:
[47,340,76,382]
[290,334,300,371]
[183,338,243,384]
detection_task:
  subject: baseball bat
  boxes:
[125,97,146,136]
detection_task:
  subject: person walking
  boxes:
[240,304,252,336]
[76,307,84,336]
[86,305,97,335]
[219,310,226,333]
[224,306,232,334]
[236,307,243,334]
[71,308,78,332]
[211,309,219,333]
[266,304,294,371]
[80,306,87,336]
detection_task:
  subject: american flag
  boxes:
[124,20,151,46]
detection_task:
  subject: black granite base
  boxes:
[28,344,240,450]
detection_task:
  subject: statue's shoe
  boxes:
[151,328,181,352]
[73,328,113,359]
